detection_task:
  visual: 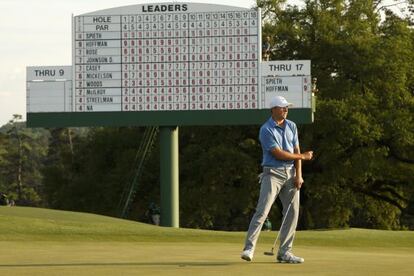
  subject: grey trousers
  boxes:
[243,166,299,255]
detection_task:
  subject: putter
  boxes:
[264,189,298,256]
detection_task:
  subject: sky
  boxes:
[0,0,260,126]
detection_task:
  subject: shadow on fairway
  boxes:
[0,262,240,268]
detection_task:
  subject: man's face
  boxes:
[271,106,289,121]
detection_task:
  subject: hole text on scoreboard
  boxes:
[74,4,261,112]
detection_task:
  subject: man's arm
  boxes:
[294,145,303,189]
[270,147,313,161]
[270,146,312,189]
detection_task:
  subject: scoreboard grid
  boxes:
[73,6,261,113]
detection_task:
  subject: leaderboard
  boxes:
[74,3,260,112]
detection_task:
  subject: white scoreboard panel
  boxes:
[261,76,311,108]
[261,60,311,109]
[73,3,261,112]
[26,66,72,113]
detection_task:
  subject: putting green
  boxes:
[0,207,413,275]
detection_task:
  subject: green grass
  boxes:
[1,206,414,275]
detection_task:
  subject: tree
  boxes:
[0,115,48,205]
[42,128,78,208]
[179,126,261,230]
[43,127,152,216]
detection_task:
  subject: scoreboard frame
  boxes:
[26,109,313,128]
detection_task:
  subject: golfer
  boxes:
[241,95,313,264]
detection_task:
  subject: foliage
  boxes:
[179,126,261,230]
[42,127,147,216]
[0,115,48,205]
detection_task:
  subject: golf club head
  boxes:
[264,251,275,256]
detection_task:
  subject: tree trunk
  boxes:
[17,135,23,201]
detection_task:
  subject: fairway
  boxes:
[1,207,413,275]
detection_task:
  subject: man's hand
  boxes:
[294,175,304,189]
[301,151,313,160]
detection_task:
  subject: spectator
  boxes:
[263,217,272,231]
[146,202,161,226]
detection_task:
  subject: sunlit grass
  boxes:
[0,206,413,275]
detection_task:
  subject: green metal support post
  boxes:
[160,126,179,227]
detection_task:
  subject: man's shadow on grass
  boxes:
[0,261,278,268]
[0,262,232,268]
